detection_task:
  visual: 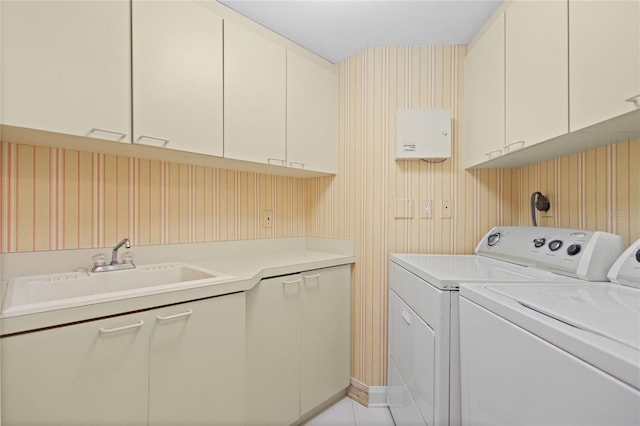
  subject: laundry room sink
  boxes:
[2,262,233,316]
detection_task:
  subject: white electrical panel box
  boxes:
[396,109,451,159]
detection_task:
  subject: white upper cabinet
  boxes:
[224,21,287,166]
[463,12,505,169]
[506,0,568,150]
[1,0,131,142]
[132,0,223,155]
[569,0,640,132]
[286,51,338,174]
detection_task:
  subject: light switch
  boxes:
[395,199,414,219]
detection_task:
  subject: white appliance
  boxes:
[388,226,624,426]
[459,238,640,425]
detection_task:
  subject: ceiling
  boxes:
[217,0,504,63]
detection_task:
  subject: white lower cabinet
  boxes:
[148,294,245,425]
[2,312,149,425]
[1,293,245,426]
[245,265,351,425]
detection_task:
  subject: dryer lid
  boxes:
[488,283,640,351]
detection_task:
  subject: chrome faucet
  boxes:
[112,238,131,264]
[91,238,136,273]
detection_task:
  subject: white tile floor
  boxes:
[304,397,395,426]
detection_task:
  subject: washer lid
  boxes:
[489,284,640,351]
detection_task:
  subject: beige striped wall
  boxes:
[306,45,640,387]
[0,143,306,252]
[1,45,639,389]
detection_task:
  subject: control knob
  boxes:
[567,244,581,256]
[548,240,563,251]
[487,233,501,246]
[533,238,546,248]
[636,249,640,263]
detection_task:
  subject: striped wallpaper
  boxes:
[306,45,640,387]
[0,143,306,252]
[1,44,638,391]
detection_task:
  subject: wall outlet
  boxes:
[264,210,273,228]
[441,199,452,219]
[421,200,432,219]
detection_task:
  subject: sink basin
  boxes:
[2,262,233,316]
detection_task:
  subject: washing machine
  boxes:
[388,226,624,426]
[459,238,640,425]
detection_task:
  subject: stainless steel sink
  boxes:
[2,262,233,316]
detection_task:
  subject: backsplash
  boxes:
[0,142,306,252]
[520,140,639,245]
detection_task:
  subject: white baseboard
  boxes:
[348,378,388,407]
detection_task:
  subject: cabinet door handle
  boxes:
[282,278,302,286]
[505,141,525,153]
[485,149,503,159]
[302,273,321,280]
[267,158,286,166]
[88,128,127,141]
[99,320,144,334]
[401,310,411,326]
[625,94,640,107]
[136,135,170,147]
[156,309,193,322]
[289,161,306,169]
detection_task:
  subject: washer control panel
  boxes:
[607,238,640,288]
[476,226,624,281]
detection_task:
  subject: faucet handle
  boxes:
[92,253,106,266]
[121,251,135,264]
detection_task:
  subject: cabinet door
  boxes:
[287,51,338,173]
[1,314,149,425]
[506,0,568,151]
[300,265,351,415]
[245,274,301,425]
[570,0,640,132]
[463,12,505,168]
[149,293,245,425]
[224,21,287,165]
[132,0,223,155]
[1,0,131,142]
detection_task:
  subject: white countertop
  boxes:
[0,238,355,335]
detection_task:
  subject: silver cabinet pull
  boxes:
[625,94,640,107]
[88,128,127,141]
[99,320,144,334]
[485,149,503,159]
[505,141,525,153]
[289,161,306,169]
[156,309,193,322]
[267,158,286,166]
[135,135,170,147]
